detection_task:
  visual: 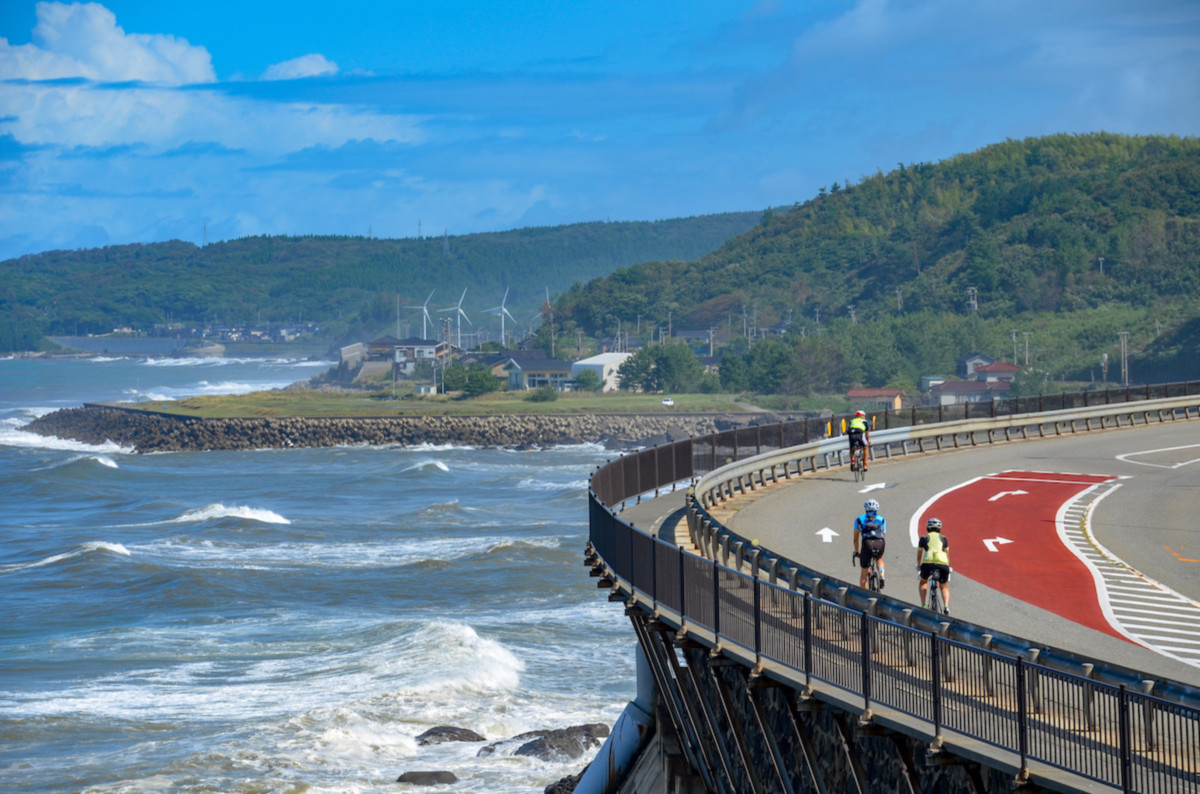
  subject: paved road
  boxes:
[713,420,1200,686]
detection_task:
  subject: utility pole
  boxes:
[1010,329,1018,364]
[967,287,978,313]
[847,304,857,325]
[1118,331,1129,386]
[1022,332,1031,366]
[895,288,903,312]
[1098,256,1105,275]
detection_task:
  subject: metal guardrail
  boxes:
[588,381,1200,792]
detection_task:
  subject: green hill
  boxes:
[555,133,1200,389]
[0,213,759,353]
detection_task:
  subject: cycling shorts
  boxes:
[848,429,865,448]
[859,537,884,567]
[920,563,951,582]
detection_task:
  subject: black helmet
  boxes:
[926,517,942,531]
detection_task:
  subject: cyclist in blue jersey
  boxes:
[852,498,886,589]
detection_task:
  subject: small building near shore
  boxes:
[571,353,631,391]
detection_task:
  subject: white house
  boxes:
[570,352,631,392]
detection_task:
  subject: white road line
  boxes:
[1107,594,1197,608]
[1114,616,1199,627]
[1120,625,1200,635]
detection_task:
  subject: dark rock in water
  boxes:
[478,723,609,761]
[396,770,458,785]
[415,725,485,746]
[544,764,588,794]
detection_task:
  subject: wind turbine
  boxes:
[485,287,516,348]
[403,290,436,339]
[439,288,471,349]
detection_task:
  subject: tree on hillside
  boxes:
[618,340,704,393]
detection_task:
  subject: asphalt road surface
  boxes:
[716,419,1200,686]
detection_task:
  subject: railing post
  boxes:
[861,612,871,714]
[1082,662,1097,730]
[1016,657,1029,784]
[803,593,812,688]
[1118,684,1132,794]
[753,576,762,664]
[712,558,721,638]
[651,535,658,604]
[678,548,686,626]
[1141,679,1157,750]
[930,632,942,744]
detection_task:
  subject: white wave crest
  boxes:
[516,477,590,491]
[172,504,291,525]
[407,442,476,452]
[1,541,132,573]
[401,459,450,473]
[0,422,134,454]
[384,622,525,696]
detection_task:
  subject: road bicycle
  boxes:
[850,443,867,482]
[923,567,950,615]
[852,552,883,592]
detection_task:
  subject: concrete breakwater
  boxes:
[26,404,754,453]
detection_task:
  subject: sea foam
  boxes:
[172,504,291,525]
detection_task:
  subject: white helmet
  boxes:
[864,499,880,513]
[926,517,942,531]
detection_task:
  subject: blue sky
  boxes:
[1,1,1198,261]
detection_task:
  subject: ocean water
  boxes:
[0,356,635,793]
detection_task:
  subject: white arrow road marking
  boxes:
[983,537,1013,552]
[816,528,839,543]
[860,483,887,493]
[988,490,1029,502]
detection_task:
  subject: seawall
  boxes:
[26,404,757,453]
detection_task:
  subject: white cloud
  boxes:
[261,53,339,81]
[0,5,417,155]
[0,1,215,84]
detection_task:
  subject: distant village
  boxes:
[89,316,1022,409]
[343,330,1020,409]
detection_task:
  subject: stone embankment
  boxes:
[26,404,773,453]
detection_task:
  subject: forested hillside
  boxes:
[554,133,1200,389]
[0,213,759,352]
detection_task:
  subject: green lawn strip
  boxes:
[115,390,755,419]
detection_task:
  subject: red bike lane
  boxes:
[916,470,1126,641]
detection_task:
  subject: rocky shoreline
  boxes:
[26,404,779,453]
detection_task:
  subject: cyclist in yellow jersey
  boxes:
[847,411,870,471]
[917,517,951,614]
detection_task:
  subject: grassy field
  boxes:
[127,389,759,419]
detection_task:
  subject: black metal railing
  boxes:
[588,380,1200,793]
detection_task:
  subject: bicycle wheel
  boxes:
[868,560,880,592]
[853,448,865,482]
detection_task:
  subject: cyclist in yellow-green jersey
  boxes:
[847,411,870,470]
[917,517,951,614]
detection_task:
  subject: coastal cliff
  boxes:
[26,404,769,453]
